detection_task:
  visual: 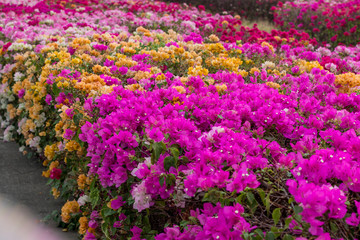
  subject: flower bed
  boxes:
[273,0,360,47]
[162,0,292,21]
[1,0,360,239]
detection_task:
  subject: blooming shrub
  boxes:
[162,0,292,21]
[274,0,360,47]
[1,0,360,239]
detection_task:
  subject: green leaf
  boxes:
[284,217,292,229]
[165,174,176,187]
[330,221,338,233]
[265,190,272,216]
[101,222,111,239]
[246,192,258,213]
[73,113,83,126]
[151,142,166,164]
[235,192,246,204]
[202,189,226,204]
[180,220,190,227]
[180,156,189,164]
[272,208,281,226]
[90,188,100,208]
[164,156,176,171]
[169,147,179,160]
[217,114,224,119]
[294,214,302,222]
[254,229,264,238]
[265,231,275,240]
[159,175,165,187]
[283,234,294,240]
[257,188,266,205]
[52,83,60,96]
[246,192,255,204]
[101,207,116,218]
[294,205,303,214]
[143,215,151,232]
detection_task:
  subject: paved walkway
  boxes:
[0,139,78,240]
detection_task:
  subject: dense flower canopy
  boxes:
[1,0,360,239]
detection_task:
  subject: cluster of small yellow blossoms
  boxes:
[208,34,220,42]
[77,174,91,190]
[335,73,360,93]
[207,57,243,71]
[141,49,170,62]
[45,50,71,65]
[250,67,260,75]
[206,43,225,53]
[74,74,106,93]
[297,60,323,73]
[215,84,228,94]
[61,200,80,223]
[115,56,138,68]
[52,187,61,199]
[266,82,281,89]
[6,104,16,120]
[235,69,249,78]
[188,66,209,77]
[125,83,144,91]
[173,86,187,94]
[133,71,152,81]
[44,143,59,161]
[65,140,81,152]
[155,73,166,82]
[78,216,89,234]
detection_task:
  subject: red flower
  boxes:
[331,35,338,42]
[344,32,350,37]
[350,26,357,33]
[50,168,62,180]
[198,5,205,11]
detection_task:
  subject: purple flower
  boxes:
[45,94,52,105]
[110,197,125,210]
[18,89,25,98]
[63,129,75,140]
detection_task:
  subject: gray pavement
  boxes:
[0,139,78,240]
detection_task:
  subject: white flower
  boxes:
[3,125,15,141]
[198,126,226,142]
[14,72,24,82]
[29,136,41,148]
[19,146,25,152]
[77,195,90,206]
[261,61,275,69]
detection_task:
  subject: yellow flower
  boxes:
[266,82,281,89]
[208,34,219,42]
[215,84,228,94]
[155,74,166,81]
[71,58,82,65]
[52,187,60,199]
[65,140,81,152]
[44,143,59,160]
[78,217,88,235]
[173,86,186,94]
[77,174,88,190]
[222,20,229,26]
[188,66,209,77]
[125,84,144,91]
[61,200,80,223]
[250,67,260,75]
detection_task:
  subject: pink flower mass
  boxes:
[1,0,360,239]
